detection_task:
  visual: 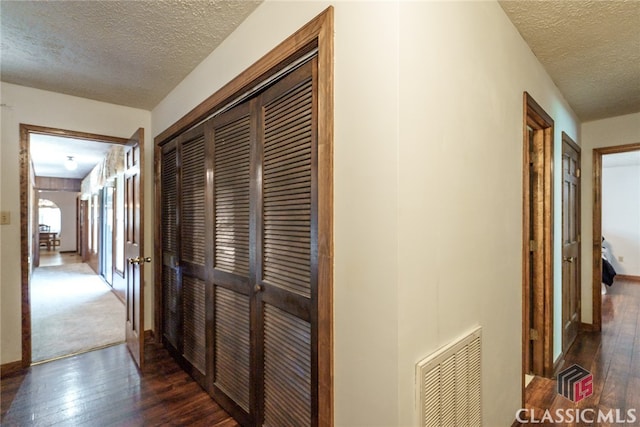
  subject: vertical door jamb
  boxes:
[521,92,554,404]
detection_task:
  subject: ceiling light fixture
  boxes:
[65,156,77,171]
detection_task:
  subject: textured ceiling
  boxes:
[499,0,640,121]
[2,1,637,121]
[1,0,262,110]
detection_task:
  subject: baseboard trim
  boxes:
[1,360,25,379]
[580,322,596,332]
[144,329,155,342]
[616,274,640,283]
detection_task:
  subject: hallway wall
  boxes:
[0,83,152,365]
[581,112,640,323]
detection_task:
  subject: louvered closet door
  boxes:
[256,59,317,427]
[210,102,253,425]
[161,142,179,350]
[179,125,208,383]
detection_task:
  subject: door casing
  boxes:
[19,124,129,367]
[591,142,640,331]
[521,92,555,388]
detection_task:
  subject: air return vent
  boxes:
[416,327,482,427]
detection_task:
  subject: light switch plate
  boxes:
[0,211,10,225]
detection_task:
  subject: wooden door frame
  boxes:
[521,92,555,387]
[561,132,581,354]
[19,124,129,367]
[154,7,333,425]
[591,142,640,331]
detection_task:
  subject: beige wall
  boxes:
[152,1,580,425]
[398,2,580,424]
[580,112,640,323]
[0,82,152,364]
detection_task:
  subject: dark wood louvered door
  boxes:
[209,102,253,425]
[254,60,316,427]
[161,140,180,353]
[179,125,208,384]
[159,58,321,426]
[160,124,209,387]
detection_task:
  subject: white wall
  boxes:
[152,1,579,425]
[39,191,78,252]
[602,162,640,276]
[0,83,152,365]
[581,112,640,323]
[398,1,579,424]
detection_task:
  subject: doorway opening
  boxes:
[592,143,640,331]
[19,124,132,366]
[522,92,555,389]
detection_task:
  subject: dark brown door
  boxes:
[562,134,581,354]
[124,128,145,368]
[253,60,316,426]
[159,59,321,426]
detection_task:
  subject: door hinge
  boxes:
[529,240,537,252]
[576,168,581,178]
[530,329,539,341]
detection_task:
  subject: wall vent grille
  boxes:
[416,327,482,427]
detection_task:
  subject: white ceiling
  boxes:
[499,0,640,122]
[30,134,115,179]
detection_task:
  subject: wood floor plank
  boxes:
[1,342,238,426]
[515,278,640,426]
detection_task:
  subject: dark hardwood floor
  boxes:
[4,279,638,426]
[1,342,239,427]
[517,278,640,426]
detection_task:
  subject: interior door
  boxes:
[562,135,581,354]
[254,60,316,426]
[124,128,146,368]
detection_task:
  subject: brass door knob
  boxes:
[128,256,152,265]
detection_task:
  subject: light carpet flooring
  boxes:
[31,262,125,362]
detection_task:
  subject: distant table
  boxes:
[39,232,56,250]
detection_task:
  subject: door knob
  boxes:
[563,256,575,263]
[128,256,152,265]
